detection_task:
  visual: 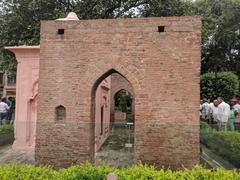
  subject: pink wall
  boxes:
[94,77,111,152]
[5,45,112,152]
[5,46,39,150]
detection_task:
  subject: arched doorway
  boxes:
[91,69,135,168]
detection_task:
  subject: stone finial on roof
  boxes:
[56,12,79,21]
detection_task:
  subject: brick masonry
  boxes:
[36,16,201,169]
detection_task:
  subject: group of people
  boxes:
[0,97,15,125]
[200,97,240,131]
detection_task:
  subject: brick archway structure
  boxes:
[35,16,201,169]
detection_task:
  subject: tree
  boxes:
[142,0,240,77]
[201,72,239,102]
[142,0,196,17]
[73,0,147,19]
[115,90,132,113]
[0,0,148,75]
[196,0,240,76]
[0,0,66,75]
[1,0,239,78]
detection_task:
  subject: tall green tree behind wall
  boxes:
[0,0,66,76]
[201,72,239,102]
[197,0,240,76]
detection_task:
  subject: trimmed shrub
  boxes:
[1,163,240,180]
[0,125,14,146]
[59,164,115,180]
[0,125,14,134]
[200,121,208,129]
[200,72,239,102]
[0,164,57,180]
[201,128,240,167]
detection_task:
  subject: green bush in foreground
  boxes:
[201,128,240,167]
[0,163,240,180]
[0,125,13,134]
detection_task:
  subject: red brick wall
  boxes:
[36,17,201,169]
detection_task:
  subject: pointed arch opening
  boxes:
[90,69,135,168]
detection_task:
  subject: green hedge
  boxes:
[201,128,240,167]
[0,124,14,146]
[200,72,239,102]
[0,125,14,135]
[0,163,240,180]
[200,121,208,129]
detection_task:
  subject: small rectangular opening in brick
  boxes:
[158,26,165,32]
[58,29,64,35]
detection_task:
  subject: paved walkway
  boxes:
[0,136,235,169]
[95,120,134,168]
[0,144,35,165]
[0,121,134,168]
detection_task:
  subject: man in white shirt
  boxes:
[231,98,240,130]
[0,98,10,125]
[207,100,214,123]
[217,97,230,131]
[208,99,219,124]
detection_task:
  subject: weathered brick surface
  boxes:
[36,16,201,169]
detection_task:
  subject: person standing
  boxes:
[200,100,203,119]
[2,97,11,123]
[211,100,220,127]
[5,97,11,107]
[0,98,10,125]
[229,106,235,131]
[207,99,214,124]
[200,98,209,120]
[9,97,15,124]
[231,98,240,130]
[7,97,13,122]
[217,97,230,131]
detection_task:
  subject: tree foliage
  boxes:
[143,0,196,17]
[115,90,132,113]
[200,72,239,102]
[0,0,66,75]
[197,0,240,76]
[0,0,239,78]
[73,0,147,19]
